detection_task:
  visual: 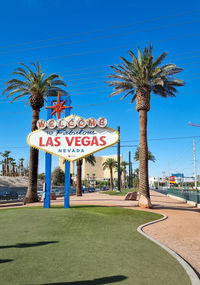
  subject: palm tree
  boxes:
[19,158,24,176]
[132,168,139,188]
[102,158,117,190]
[9,158,16,176]
[134,147,156,162]
[76,155,96,196]
[0,160,6,176]
[121,161,128,188]
[1,151,11,176]
[3,61,67,203]
[107,44,184,208]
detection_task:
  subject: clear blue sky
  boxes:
[0,0,200,178]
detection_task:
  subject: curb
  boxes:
[137,215,200,285]
[167,194,186,203]
[187,201,197,207]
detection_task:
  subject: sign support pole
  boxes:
[64,96,71,208]
[44,97,53,208]
[44,153,52,208]
[117,126,121,191]
[64,161,70,208]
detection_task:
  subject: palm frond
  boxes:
[11,70,31,81]
[106,73,130,82]
[7,88,29,98]
[120,90,135,101]
[165,79,185,87]
[153,52,168,68]
[109,89,125,97]
[130,94,137,103]
[20,63,35,79]
[3,61,67,104]
[127,50,140,70]
[137,48,142,65]
[51,79,67,87]
[107,45,184,101]
[10,92,29,103]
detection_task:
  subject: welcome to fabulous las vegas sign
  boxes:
[27,115,119,161]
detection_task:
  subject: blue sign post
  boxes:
[64,96,71,208]
[44,94,71,209]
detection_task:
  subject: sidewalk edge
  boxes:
[137,215,200,285]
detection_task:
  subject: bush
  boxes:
[52,167,65,186]
[38,173,45,180]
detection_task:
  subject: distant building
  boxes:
[171,173,184,178]
[149,174,195,187]
[59,154,123,183]
[149,177,165,187]
[183,177,194,183]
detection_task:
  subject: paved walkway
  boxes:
[1,190,200,275]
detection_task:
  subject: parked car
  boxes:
[87,187,95,192]
[0,190,18,200]
[100,187,109,191]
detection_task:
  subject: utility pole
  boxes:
[117,126,121,191]
[168,163,170,188]
[193,138,197,189]
[188,123,200,188]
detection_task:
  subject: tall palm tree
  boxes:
[134,147,156,162]
[132,168,139,188]
[114,165,123,188]
[3,61,67,203]
[9,158,16,176]
[107,45,184,208]
[102,158,117,190]
[1,151,11,176]
[121,161,128,188]
[0,160,6,176]
[19,158,24,176]
[76,155,96,196]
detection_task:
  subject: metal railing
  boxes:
[168,188,200,203]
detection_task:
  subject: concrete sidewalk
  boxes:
[1,189,200,275]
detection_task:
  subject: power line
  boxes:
[0,136,199,150]
[111,145,138,148]
[1,9,199,50]
[1,19,199,55]
[1,87,200,107]
[1,68,200,94]
[0,51,200,83]
[1,31,200,67]
[121,136,200,142]
[1,89,200,116]
[0,50,200,86]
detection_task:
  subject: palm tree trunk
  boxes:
[24,109,40,203]
[4,159,7,176]
[6,158,9,176]
[138,110,152,208]
[2,163,5,176]
[123,170,126,188]
[76,160,82,196]
[110,167,113,190]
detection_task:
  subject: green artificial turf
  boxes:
[0,206,191,285]
[101,188,137,196]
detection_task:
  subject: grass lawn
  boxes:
[0,206,191,285]
[101,188,137,196]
